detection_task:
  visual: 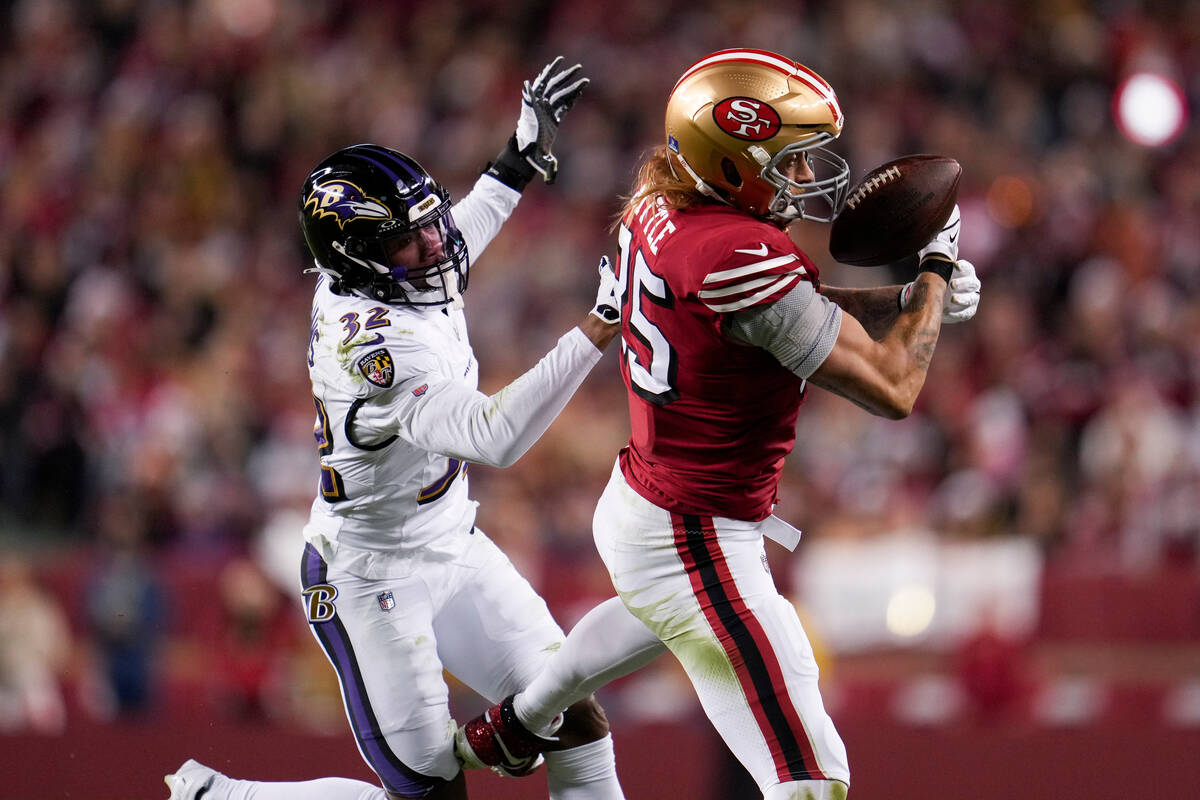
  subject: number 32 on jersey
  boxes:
[616,222,679,406]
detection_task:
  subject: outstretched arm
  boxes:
[485,56,589,191]
[374,259,619,468]
[455,56,589,265]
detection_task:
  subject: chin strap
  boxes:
[670,152,732,207]
[303,260,339,280]
[332,240,390,275]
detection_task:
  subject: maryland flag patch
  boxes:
[356,348,394,388]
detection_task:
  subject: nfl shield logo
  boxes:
[377,591,395,612]
[357,348,394,388]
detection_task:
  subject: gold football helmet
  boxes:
[665,48,850,223]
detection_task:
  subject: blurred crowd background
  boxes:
[1,0,1197,798]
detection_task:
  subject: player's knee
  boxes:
[553,695,610,748]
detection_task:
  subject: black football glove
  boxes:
[516,56,588,183]
[487,57,588,190]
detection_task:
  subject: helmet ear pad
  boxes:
[721,158,743,188]
[342,236,369,261]
[689,141,774,218]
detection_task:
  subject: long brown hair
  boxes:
[614,145,711,230]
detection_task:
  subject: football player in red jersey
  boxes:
[458,49,981,800]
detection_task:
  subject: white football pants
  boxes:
[592,462,850,794]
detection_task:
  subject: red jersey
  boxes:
[615,198,819,521]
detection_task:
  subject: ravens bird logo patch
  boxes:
[357,348,394,388]
[304,180,391,229]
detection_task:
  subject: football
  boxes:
[828,154,961,267]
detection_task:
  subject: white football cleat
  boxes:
[164,759,218,800]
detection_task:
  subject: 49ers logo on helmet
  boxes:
[713,97,781,141]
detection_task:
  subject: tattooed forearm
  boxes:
[897,279,945,370]
[822,286,903,339]
[810,274,949,420]
[912,329,939,370]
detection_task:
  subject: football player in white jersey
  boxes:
[165,58,630,800]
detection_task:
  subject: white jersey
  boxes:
[303,174,602,572]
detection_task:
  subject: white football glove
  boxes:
[917,204,961,263]
[942,258,981,322]
[900,258,981,323]
[514,56,588,184]
[590,256,620,324]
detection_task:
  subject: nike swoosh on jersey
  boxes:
[733,243,769,256]
[352,333,386,347]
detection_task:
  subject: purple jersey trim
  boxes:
[300,544,444,796]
